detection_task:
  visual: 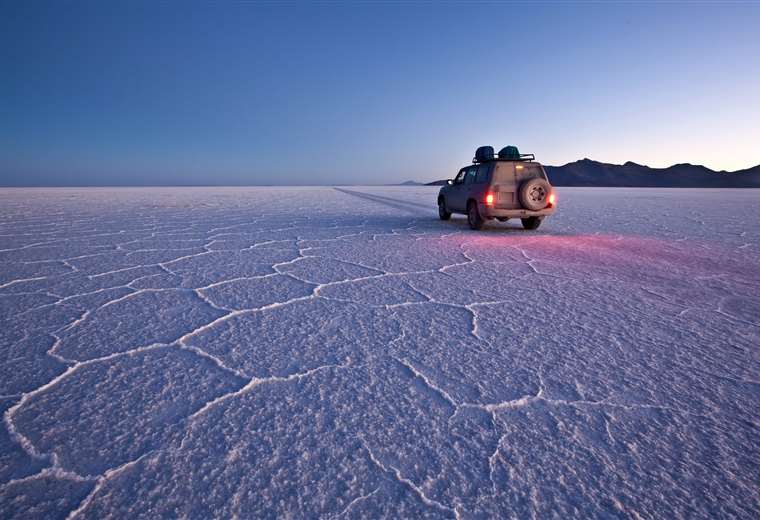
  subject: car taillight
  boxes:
[485,193,494,206]
[548,193,556,206]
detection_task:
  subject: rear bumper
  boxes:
[479,204,556,219]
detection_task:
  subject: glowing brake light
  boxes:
[548,193,556,205]
[485,193,494,206]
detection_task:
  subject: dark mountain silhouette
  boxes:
[424,159,760,187]
[545,159,760,187]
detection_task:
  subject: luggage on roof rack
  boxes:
[474,146,494,163]
[499,146,521,159]
[473,145,535,163]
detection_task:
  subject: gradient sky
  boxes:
[2,1,759,186]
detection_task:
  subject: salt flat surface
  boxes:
[1,186,759,519]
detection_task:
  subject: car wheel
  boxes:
[521,217,542,230]
[518,178,551,211]
[467,201,485,230]
[496,217,509,222]
[438,199,451,220]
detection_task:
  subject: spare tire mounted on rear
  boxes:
[519,177,551,211]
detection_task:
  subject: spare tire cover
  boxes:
[518,178,551,210]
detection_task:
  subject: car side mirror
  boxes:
[447,179,453,185]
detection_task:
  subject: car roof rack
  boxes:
[473,153,535,164]
[472,145,535,164]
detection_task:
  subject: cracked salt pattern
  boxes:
[0,186,759,519]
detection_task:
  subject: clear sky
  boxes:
[1,1,759,186]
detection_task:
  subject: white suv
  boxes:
[437,145,556,230]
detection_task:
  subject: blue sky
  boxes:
[1,1,759,186]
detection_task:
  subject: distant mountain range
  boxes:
[420,159,760,188]
[544,159,760,187]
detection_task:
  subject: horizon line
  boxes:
[2,158,759,189]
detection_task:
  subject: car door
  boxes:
[447,168,468,211]
[491,162,517,209]
[451,166,478,211]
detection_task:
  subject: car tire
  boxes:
[518,178,551,211]
[496,217,509,222]
[467,201,485,230]
[438,199,451,220]
[521,217,542,230]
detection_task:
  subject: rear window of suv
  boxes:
[516,163,546,182]
[493,163,545,183]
